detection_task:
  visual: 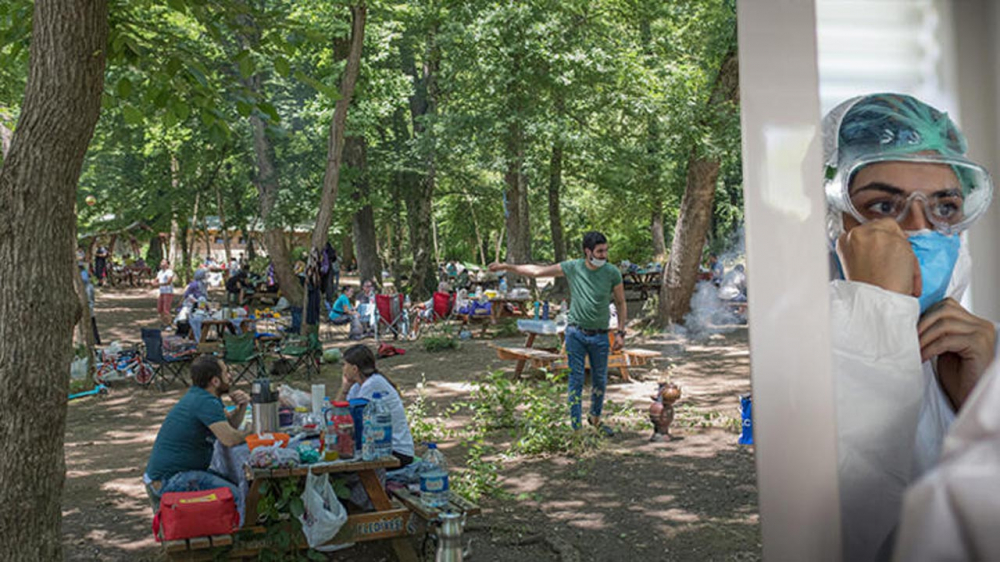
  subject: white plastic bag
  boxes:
[70,357,88,380]
[279,383,312,409]
[298,469,348,549]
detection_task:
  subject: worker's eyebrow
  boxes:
[850,182,906,196]
[851,182,963,198]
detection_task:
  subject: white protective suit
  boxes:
[832,236,1000,561]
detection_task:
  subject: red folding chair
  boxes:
[375,294,407,341]
[432,291,455,321]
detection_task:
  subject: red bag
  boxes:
[152,487,239,541]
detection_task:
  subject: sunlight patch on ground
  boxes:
[101,478,146,496]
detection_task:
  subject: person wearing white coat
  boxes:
[822,93,998,561]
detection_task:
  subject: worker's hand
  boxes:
[488,262,506,273]
[836,219,921,298]
[919,298,996,410]
[230,389,250,407]
[613,332,625,351]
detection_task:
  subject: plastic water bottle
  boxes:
[363,392,393,461]
[499,277,508,295]
[421,443,450,509]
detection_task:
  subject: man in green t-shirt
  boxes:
[490,231,626,434]
[144,355,252,516]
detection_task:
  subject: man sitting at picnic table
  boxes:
[489,231,627,436]
[144,355,252,521]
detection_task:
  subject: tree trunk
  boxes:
[236,11,302,306]
[0,110,12,161]
[399,26,440,301]
[341,232,355,273]
[301,4,366,332]
[168,156,181,269]
[189,192,200,264]
[504,119,532,284]
[347,136,380,284]
[216,186,232,265]
[0,1,107,559]
[651,200,667,262]
[658,47,739,326]
[548,140,568,294]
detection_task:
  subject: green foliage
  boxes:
[422,334,459,352]
[2,0,742,277]
[405,375,452,445]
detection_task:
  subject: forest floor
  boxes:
[62,283,759,561]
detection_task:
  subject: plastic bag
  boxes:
[298,469,348,549]
[248,441,298,469]
[279,384,312,409]
[70,357,89,380]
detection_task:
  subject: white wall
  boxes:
[737,1,842,559]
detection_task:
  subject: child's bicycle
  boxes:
[95,345,154,386]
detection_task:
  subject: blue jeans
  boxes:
[565,325,610,429]
[146,470,244,527]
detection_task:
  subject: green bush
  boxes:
[423,334,459,352]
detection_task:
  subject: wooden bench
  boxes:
[494,344,661,382]
[491,345,564,371]
[549,348,661,382]
[390,488,481,523]
[162,534,233,561]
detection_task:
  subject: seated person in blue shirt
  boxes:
[330,285,358,325]
[330,285,365,339]
[144,355,251,519]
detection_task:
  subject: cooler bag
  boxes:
[153,487,239,541]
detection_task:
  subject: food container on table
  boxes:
[246,432,290,451]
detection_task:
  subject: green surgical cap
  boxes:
[835,93,967,165]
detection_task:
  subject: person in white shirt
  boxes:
[822,93,999,560]
[335,344,414,465]
[154,260,176,327]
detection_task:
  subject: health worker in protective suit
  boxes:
[823,93,999,561]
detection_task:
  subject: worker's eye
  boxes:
[862,198,905,218]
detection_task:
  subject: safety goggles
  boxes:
[826,153,994,235]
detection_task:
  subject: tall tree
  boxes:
[347,135,381,283]
[302,2,367,331]
[399,17,440,300]
[658,45,739,325]
[0,1,108,559]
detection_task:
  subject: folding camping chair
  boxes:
[375,293,409,341]
[272,332,322,380]
[140,328,192,390]
[222,332,264,384]
[410,291,455,338]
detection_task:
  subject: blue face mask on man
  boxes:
[907,230,961,314]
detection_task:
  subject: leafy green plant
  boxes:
[422,334,460,352]
[406,375,452,444]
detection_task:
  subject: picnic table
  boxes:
[492,319,661,381]
[162,457,420,561]
[624,268,663,300]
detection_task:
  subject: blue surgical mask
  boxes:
[908,230,961,314]
[589,257,607,268]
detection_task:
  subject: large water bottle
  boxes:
[421,443,450,509]
[363,392,393,461]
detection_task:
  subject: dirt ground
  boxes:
[62,285,760,561]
